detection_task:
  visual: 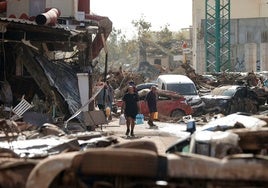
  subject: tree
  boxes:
[95,16,192,77]
[132,16,152,63]
[95,27,139,73]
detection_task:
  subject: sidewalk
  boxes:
[99,117,188,154]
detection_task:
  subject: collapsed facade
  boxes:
[1,1,268,187]
[0,0,112,126]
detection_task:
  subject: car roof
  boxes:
[212,85,244,95]
[157,74,193,84]
[213,85,243,90]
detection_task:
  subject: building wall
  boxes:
[192,0,205,74]
[7,0,46,18]
[7,0,80,19]
[192,0,268,74]
[198,18,268,73]
[231,0,268,18]
[260,43,268,70]
[147,56,169,70]
[46,0,78,17]
[193,0,268,20]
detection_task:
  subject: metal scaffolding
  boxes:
[205,0,230,72]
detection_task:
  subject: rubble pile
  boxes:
[105,67,146,99]
[107,63,268,120]
[107,63,268,101]
[0,63,267,187]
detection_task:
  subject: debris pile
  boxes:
[105,67,146,99]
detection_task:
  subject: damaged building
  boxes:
[0,0,112,127]
[1,1,268,188]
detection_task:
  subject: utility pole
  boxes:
[205,0,231,72]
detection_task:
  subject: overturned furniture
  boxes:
[10,97,33,121]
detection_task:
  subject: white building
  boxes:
[192,0,268,74]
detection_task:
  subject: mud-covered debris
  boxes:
[0,158,37,188]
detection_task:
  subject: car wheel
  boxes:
[171,109,186,118]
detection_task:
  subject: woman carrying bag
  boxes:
[145,86,158,128]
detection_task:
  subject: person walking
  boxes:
[96,82,109,116]
[145,86,158,128]
[121,85,140,137]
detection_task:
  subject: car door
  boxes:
[139,100,149,116]
[157,95,175,117]
[140,93,178,117]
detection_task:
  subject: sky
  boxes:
[90,0,192,38]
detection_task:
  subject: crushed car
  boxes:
[201,85,260,115]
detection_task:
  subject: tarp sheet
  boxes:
[34,54,82,119]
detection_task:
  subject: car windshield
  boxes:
[211,87,236,96]
[167,83,197,95]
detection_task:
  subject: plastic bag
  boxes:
[119,114,126,125]
[135,114,144,125]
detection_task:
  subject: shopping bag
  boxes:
[135,114,144,125]
[119,114,126,125]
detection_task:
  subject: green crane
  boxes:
[205,0,230,72]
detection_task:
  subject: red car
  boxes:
[116,89,193,118]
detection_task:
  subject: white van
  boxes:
[157,74,204,114]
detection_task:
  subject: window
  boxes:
[167,83,197,95]
[154,59,161,65]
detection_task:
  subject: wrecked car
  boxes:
[157,74,205,116]
[250,86,268,105]
[201,85,259,115]
[116,89,193,119]
[139,89,193,118]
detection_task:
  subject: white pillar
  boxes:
[260,43,268,71]
[77,73,89,111]
[244,43,257,72]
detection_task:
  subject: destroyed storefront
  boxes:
[0,16,112,127]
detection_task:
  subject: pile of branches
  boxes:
[105,67,145,99]
[103,63,266,100]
